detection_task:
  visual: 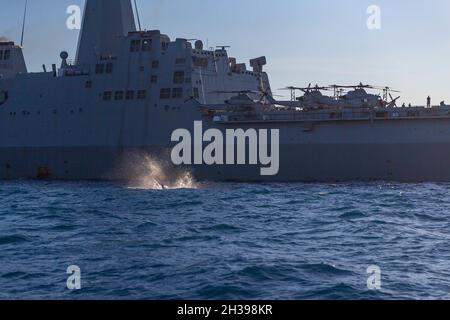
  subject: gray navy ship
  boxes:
[2,0,450,183]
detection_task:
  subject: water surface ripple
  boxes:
[1,181,450,299]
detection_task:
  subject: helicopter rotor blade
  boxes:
[375,86,401,93]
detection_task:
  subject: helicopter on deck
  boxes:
[200,83,401,114]
[202,90,279,113]
[334,83,400,109]
[279,83,401,110]
[283,84,338,109]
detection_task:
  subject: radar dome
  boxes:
[60,51,69,60]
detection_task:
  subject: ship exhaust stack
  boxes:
[75,0,136,66]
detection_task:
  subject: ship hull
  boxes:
[2,141,450,182]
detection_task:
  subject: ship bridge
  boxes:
[65,0,272,105]
[0,41,27,79]
[76,0,136,67]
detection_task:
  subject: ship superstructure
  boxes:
[2,0,450,182]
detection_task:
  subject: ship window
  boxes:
[130,40,141,52]
[142,39,152,51]
[193,87,200,99]
[173,71,185,84]
[105,63,113,74]
[175,58,186,65]
[115,91,124,100]
[137,90,147,100]
[103,91,112,101]
[172,88,183,99]
[0,50,3,60]
[126,90,135,100]
[151,75,158,83]
[95,64,104,74]
[152,60,159,68]
[193,57,208,67]
[3,50,10,60]
[161,42,169,51]
[160,88,171,99]
[85,80,92,88]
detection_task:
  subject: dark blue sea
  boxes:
[1,181,450,300]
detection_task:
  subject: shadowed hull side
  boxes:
[2,142,450,182]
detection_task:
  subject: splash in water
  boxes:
[125,154,198,190]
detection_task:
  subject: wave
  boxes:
[0,235,29,245]
[111,152,199,190]
[339,210,366,219]
[299,263,354,276]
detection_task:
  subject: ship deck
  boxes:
[211,105,450,124]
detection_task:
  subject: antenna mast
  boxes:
[134,0,142,31]
[20,0,28,47]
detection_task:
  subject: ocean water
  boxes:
[1,180,450,300]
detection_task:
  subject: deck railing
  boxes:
[211,106,450,124]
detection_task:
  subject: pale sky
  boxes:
[1,0,450,105]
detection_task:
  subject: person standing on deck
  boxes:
[427,96,431,108]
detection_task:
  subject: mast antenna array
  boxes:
[20,0,28,47]
[134,0,142,31]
